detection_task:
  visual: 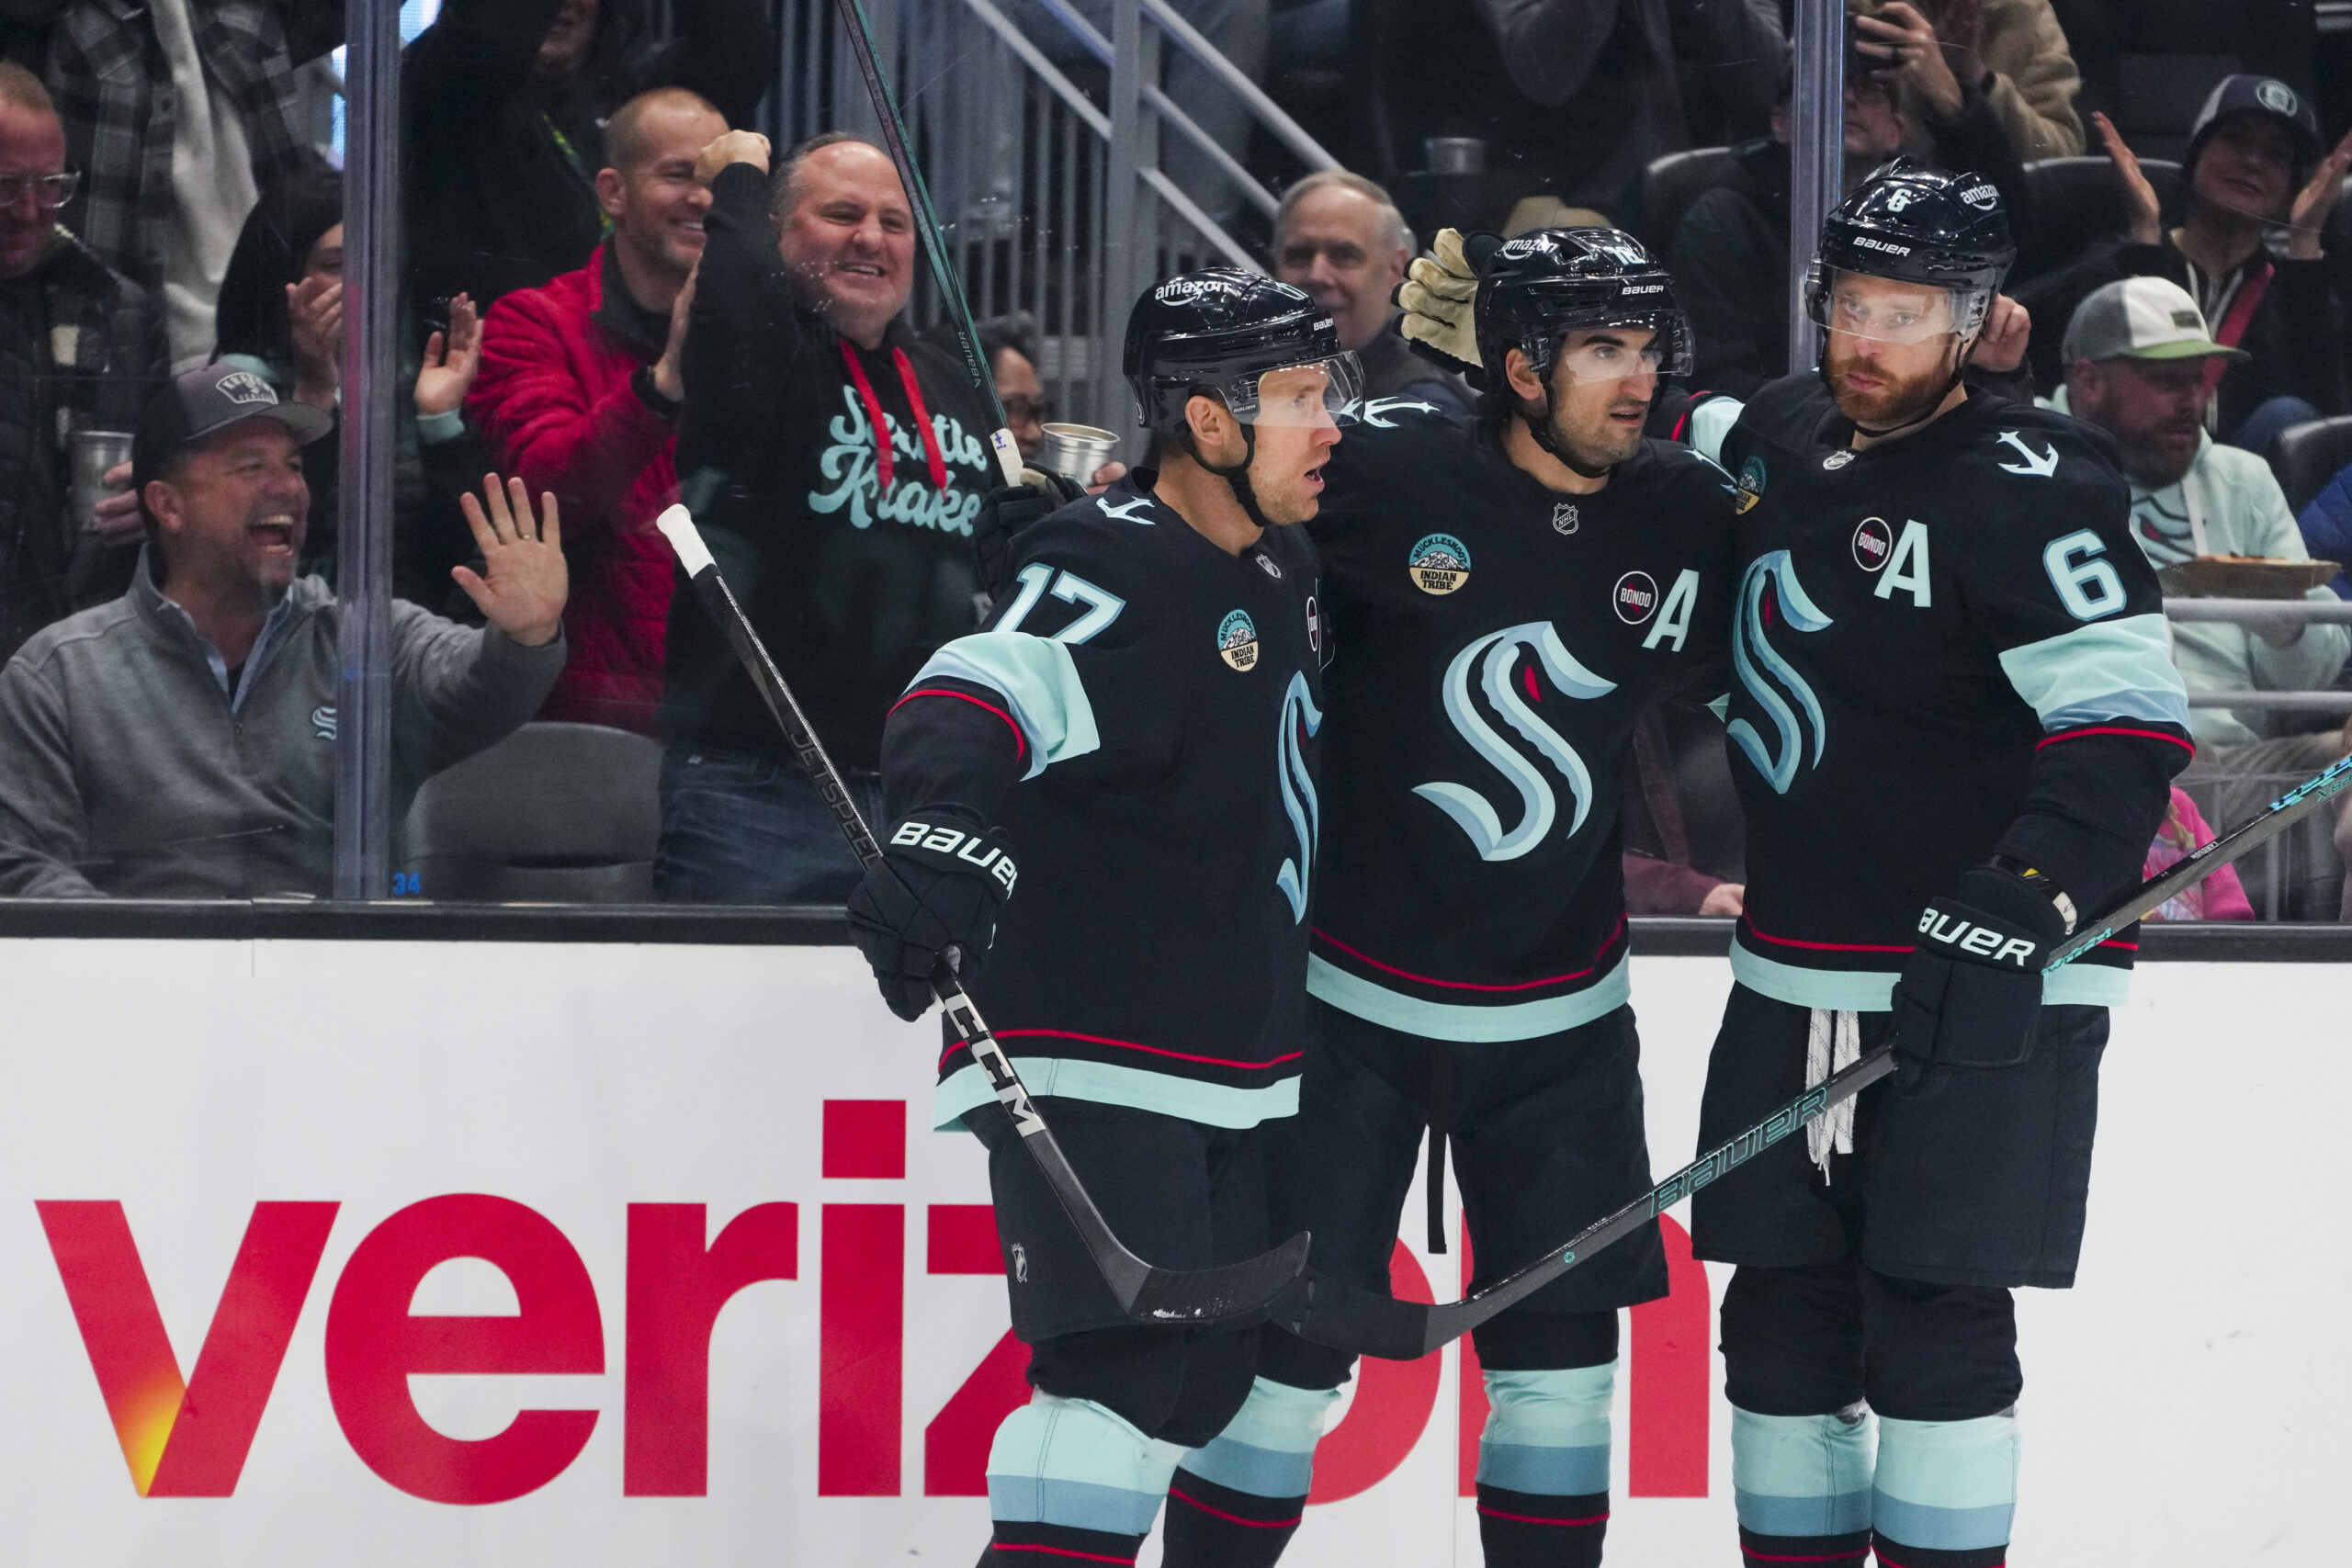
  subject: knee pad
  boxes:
[987,1392,1187,1537]
[1477,1362,1615,1498]
[1179,1376,1341,1500]
[1729,1404,1873,1540]
[1871,1411,2018,1558]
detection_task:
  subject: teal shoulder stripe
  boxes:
[1689,397,1743,464]
[1730,941,2126,1011]
[1996,614,2189,732]
[933,1056,1298,1132]
[1306,953,1630,1042]
[911,634,1101,780]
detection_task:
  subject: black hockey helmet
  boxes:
[1806,157,2015,341]
[1473,227,1693,386]
[1122,268,1357,432]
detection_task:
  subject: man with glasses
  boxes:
[0,62,165,659]
[1681,160,2189,1568]
[1271,171,1468,417]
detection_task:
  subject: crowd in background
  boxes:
[0,0,2344,914]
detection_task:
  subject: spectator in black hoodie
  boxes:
[657,130,1001,905]
[401,0,773,319]
[1670,64,2022,396]
[2016,76,2352,454]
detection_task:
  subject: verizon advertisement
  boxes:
[0,940,2332,1563]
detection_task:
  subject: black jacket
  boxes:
[0,229,166,660]
[401,0,774,315]
[664,164,998,771]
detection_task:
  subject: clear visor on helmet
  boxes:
[1221,352,1363,426]
[1552,317,1692,383]
[1807,264,1990,344]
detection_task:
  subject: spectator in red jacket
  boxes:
[468,85,726,734]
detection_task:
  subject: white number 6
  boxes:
[2042,530,2124,622]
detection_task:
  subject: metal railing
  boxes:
[2164,597,2352,713]
[762,0,1340,432]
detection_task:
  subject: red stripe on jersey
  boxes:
[1740,919,1914,954]
[939,1031,1303,1073]
[2036,725,2195,755]
[1312,915,1626,992]
[890,686,1027,763]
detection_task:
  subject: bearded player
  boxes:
[1679,160,2192,1568]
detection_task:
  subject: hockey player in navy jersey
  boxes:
[1139,230,1740,1568]
[1676,162,2193,1568]
[844,271,1351,1568]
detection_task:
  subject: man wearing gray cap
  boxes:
[2060,276,2351,915]
[0,362,571,897]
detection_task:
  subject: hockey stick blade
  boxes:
[1275,748,2352,1359]
[657,508,1309,1324]
[827,0,1023,486]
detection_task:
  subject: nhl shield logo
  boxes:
[1553,502,1579,536]
[1408,532,1470,594]
[1822,450,1855,471]
[1217,609,1260,671]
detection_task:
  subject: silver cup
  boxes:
[1423,136,1487,175]
[68,429,135,535]
[1039,422,1120,487]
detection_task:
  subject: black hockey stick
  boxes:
[1272,750,2352,1360]
[656,507,1310,1324]
[827,0,1024,487]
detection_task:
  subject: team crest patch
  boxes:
[1408,533,1470,595]
[1552,502,1579,535]
[1853,516,1894,571]
[1735,455,1766,513]
[1613,570,1659,625]
[1217,609,1260,670]
[2257,80,2299,116]
[1822,450,1855,471]
[215,369,277,406]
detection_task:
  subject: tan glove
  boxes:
[1396,228,1487,384]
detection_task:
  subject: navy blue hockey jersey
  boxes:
[880,476,1326,1130]
[1306,400,1738,1042]
[1694,377,2193,1011]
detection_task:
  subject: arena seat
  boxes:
[402,722,662,903]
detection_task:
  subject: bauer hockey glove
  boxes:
[846,812,1020,1021]
[1889,863,2069,1094]
[973,471,1082,601]
[1396,228,1500,385]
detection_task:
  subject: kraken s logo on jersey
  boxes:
[1728,551,1834,795]
[1275,671,1323,922]
[1413,622,1616,861]
[1409,533,1470,595]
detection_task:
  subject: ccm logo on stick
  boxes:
[1917,910,2037,966]
[891,822,1018,895]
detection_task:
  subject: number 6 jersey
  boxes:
[1697,375,2194,1010]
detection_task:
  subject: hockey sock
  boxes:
[1729,1403,1874,1565]
[984,1391,1185,1561]
[1162,1376,1340,1568]
[1869,1412,2018,1568]
[1474,1362,1614,1568]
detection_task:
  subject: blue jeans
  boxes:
[653,745,884,905]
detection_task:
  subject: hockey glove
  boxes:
[846,812,1020,1021]
[972,469,1083,601]
[1396,228,1500,385]
[1890,863,2068,1095]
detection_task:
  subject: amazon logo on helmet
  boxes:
[1122,268,1340,432]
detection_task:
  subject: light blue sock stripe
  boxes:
[1872,1413,2017,1551]
[987,1476,1166,1535]
[1870,1495,2016,1551]
[1734,1487,1874,1537]
[1478,1440,1611,1496]
[1182,1437,1315,1498]
[1730,1406,1875,1536]
[987,1393,1184,1534]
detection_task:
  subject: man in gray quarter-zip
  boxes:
[0,363,569,897]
